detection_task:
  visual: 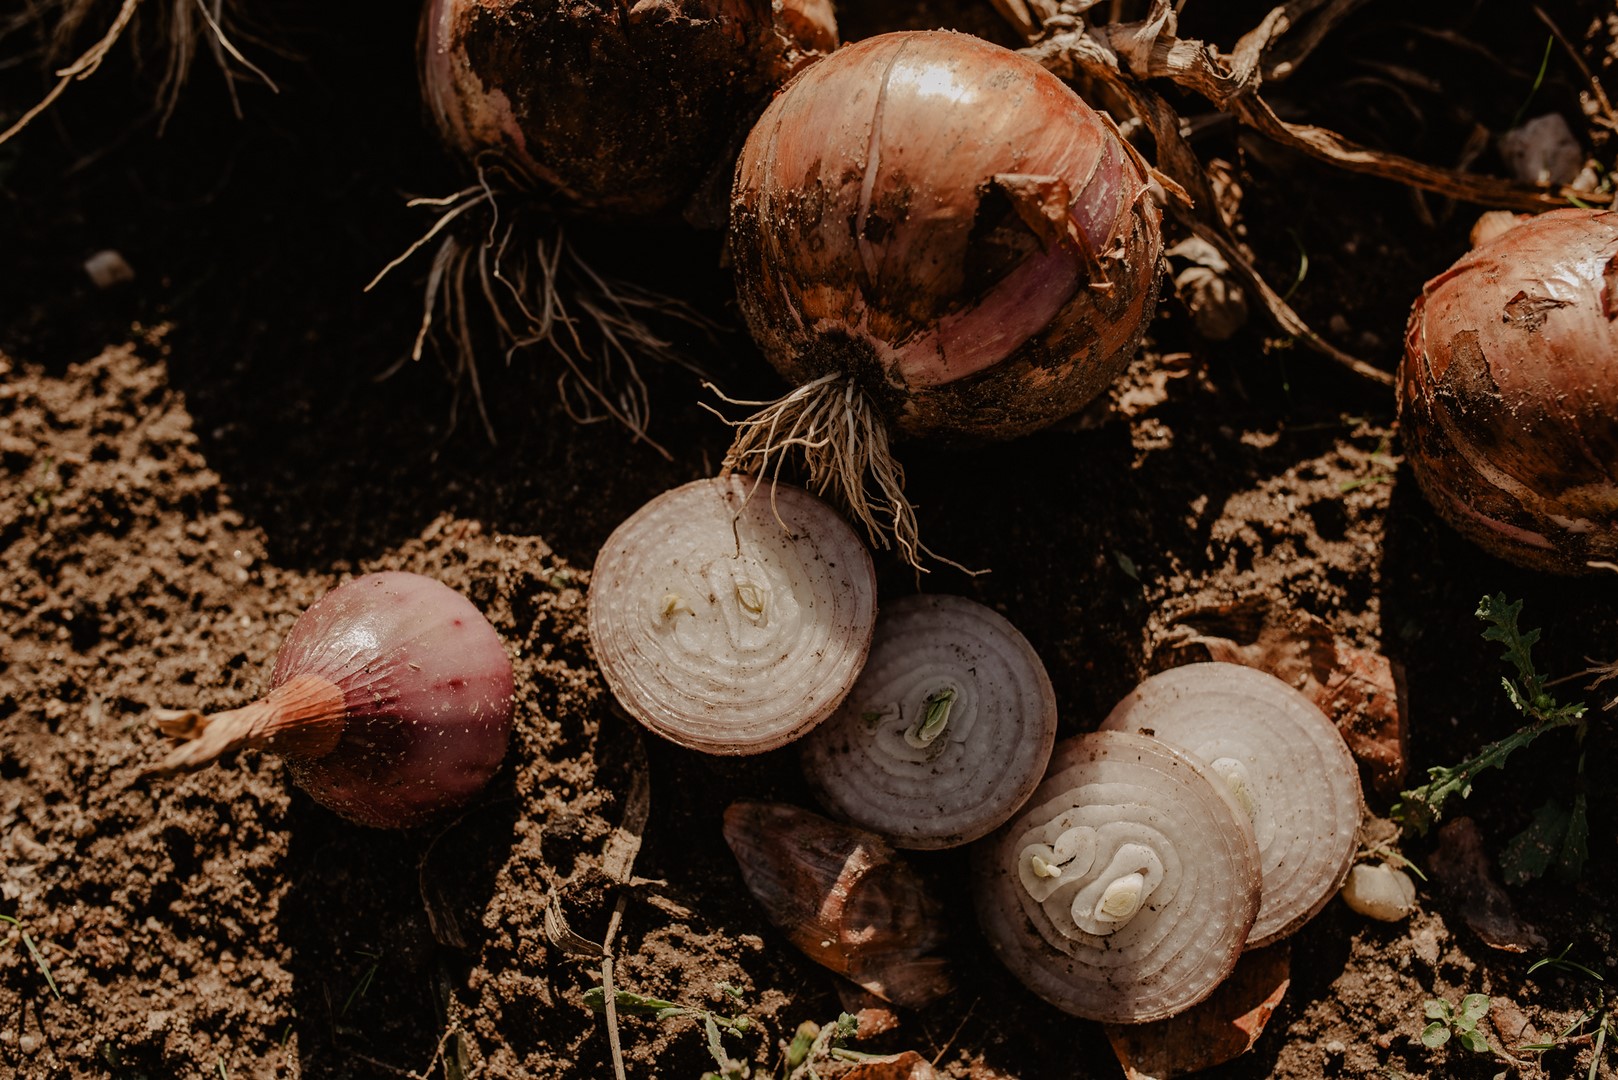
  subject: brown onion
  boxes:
[1398,207,1618,573]
[145,572,514,829]
[1098,662,1364,948]
[587,475,877,754]
[724,30,1162,564]
[801,594,1057,849]
[421,0,836,220]
[974,730,1260,1024]
[723,800,953,1008]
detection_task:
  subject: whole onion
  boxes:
[974,730,1261,1024]
[421,0,836,220]
[146,572,514,829]
[801,594,1057,849]
[1399,208,1618,574]
[724,30,1162,562]
[587,475,878,754]
[387,0,838,444]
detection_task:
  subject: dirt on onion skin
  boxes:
[3,1,1618,1079]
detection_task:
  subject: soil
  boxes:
[2,2,1617,1079]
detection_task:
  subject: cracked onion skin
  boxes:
[729,30,1162,440]
[723,800,953,1008]
[422,0,837,219]
[147,572,515,830]
[1399,208,1618,573]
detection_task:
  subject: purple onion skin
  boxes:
[271,572,514,829]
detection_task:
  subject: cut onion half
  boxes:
[801,594,1057,849]
[588,476,878,754]
[975,730,1261,1024]
[1099,661,1364,948]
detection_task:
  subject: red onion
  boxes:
[723,30,1162,563]
[146,571,514,829]
[1399,207,1618,573]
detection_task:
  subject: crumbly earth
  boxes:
[2,2,1616,1079]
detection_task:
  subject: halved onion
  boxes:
[974,730,1261,1024]
[801,594,1057,849]
[1099,662,1363,948]
[587,476,877,754]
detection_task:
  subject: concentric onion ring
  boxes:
[975,730,1261,1024]
[1099,662,1363,947]
[588,476,877,754]
[801,594,1057,848]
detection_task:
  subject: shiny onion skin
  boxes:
[1399,208,1618,574]
[729,30,1162,442]
[421,0,837,218]
[146,572,515,829]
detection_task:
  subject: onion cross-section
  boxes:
[588,476,878,754]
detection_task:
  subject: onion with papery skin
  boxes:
[801,594,1057,849]
[1099,662,1363,949]
[724,30,1162,565]
[1399,207,1618,574]
[145,572,514,829]
[587,475,877,755]
[974,730,1260,1024]
[723,800,953,1008]
[422,0,835,220]
[385,0,838,442]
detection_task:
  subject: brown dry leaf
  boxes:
[1155,598,1408,796]
[1105,943,1292,1080]
[1427,818,1547,953]
[841,1051,940,1080]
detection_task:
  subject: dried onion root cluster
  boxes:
[801,594,1057,849]
[977,663,1364,1022]
[587,475,877,754]
[724,30,1162,565]
[1,0,275,145]
[1399,208,1618,573]
[383,0,837,443]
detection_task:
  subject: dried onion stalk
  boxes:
[1099,662,1363,948]
[801,594,1057,849]
[587,475,877,754]
[975,730,1260,1024]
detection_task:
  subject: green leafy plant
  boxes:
[1421,994,1493,1053]
[1394,595,1590,882]
[581,988,879,1080]
[1519,945,1613,1079]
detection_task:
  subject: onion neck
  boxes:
[143,673,348,777]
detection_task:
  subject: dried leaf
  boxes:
[1426,818,1546,952]
[1106,944,1292,1080]
[841,1051,940,1080]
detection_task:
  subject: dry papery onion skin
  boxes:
[421,0,837,218]
[801,594,1057,849]
[723,800,954,1008]
[974,730,1261,1024]
[147,572,515,830]
[1399,207,1618,574]
[587,475,878,754]
[1099,661,1364,949]
[729,29,1163,441]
